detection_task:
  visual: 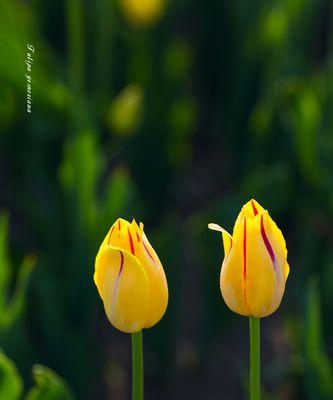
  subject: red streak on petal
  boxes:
[118,220,121,230]
[118,250,124,278]
[260,215,276,269]
[136,232,141,242]
[128,228,135,255]
[108,226,114,244]
[251,200,258,216]
[243,218,247,279]
[143,240,154,262]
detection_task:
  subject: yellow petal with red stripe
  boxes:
[219,219,249,316]
[135,228,168,328]
[245,213,281,317]
[94,246,149,333]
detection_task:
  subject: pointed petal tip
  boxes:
[208,223,222,231]
[241,198,267,219]
[208,223,232,238]
[131,218,140,229]
[208,223,217,230]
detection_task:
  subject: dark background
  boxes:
[1,0,333,398]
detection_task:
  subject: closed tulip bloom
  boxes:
[94,218,168,333]
[120,0,165,27]
[209,199,289,318]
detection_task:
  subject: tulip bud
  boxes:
[107,84,144,136]
[209,199,289,318]
[94,218,168,333]
[119,0,165,27]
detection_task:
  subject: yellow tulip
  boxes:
[209,199,289,318]
[119,0,165,27]
[107,84,144,136]
[94,218,168,333]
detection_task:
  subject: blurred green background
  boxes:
[1,0,333,398]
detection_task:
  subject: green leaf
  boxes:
[59,130,103,233]
[1,255,36,329]
[103,167,136,220]
[291,87,321,182]
[0,350,23,400]
[25,365,75,400]
[305,277,333,398]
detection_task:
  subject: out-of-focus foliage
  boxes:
[0,0,333,398]
[119,0,166,27]
[107,84,144,136]
[303,278,333,399]
[0,350,75,400]
[26,365,75,400]
[0,213,36,335]
[0,350,23,400]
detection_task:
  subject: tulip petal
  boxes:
[260,214,276,267]
[245,213,286,317]
[239,199,266,220]
[284,261,290,280]
[94,246,149,333]
[208,223,233,256]
[135,230,168,328]
[220,217,250,316]
[266,218,289,281]
[97,217,144,259]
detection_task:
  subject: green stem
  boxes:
[66,0,84,93]
[131,331,144,400]
[94,0,115,105]
[249,317,260,400]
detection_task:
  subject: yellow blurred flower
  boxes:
[119,0,165,27]
[94,218,168,333]
[107,84,143,136]
[209,199,289,318]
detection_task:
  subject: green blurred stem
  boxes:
[249,317,260,400]
[131,331,144,400]
[94,0,114,104]
[66,0,84,92]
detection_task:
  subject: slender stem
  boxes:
[94,0,115,105]
[131,331,144,400]
[249,317,260,400]
[66,0,84,93]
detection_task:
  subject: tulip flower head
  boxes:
[94,218,168,333]
[120,0,165,27]
[209,200,289,318]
